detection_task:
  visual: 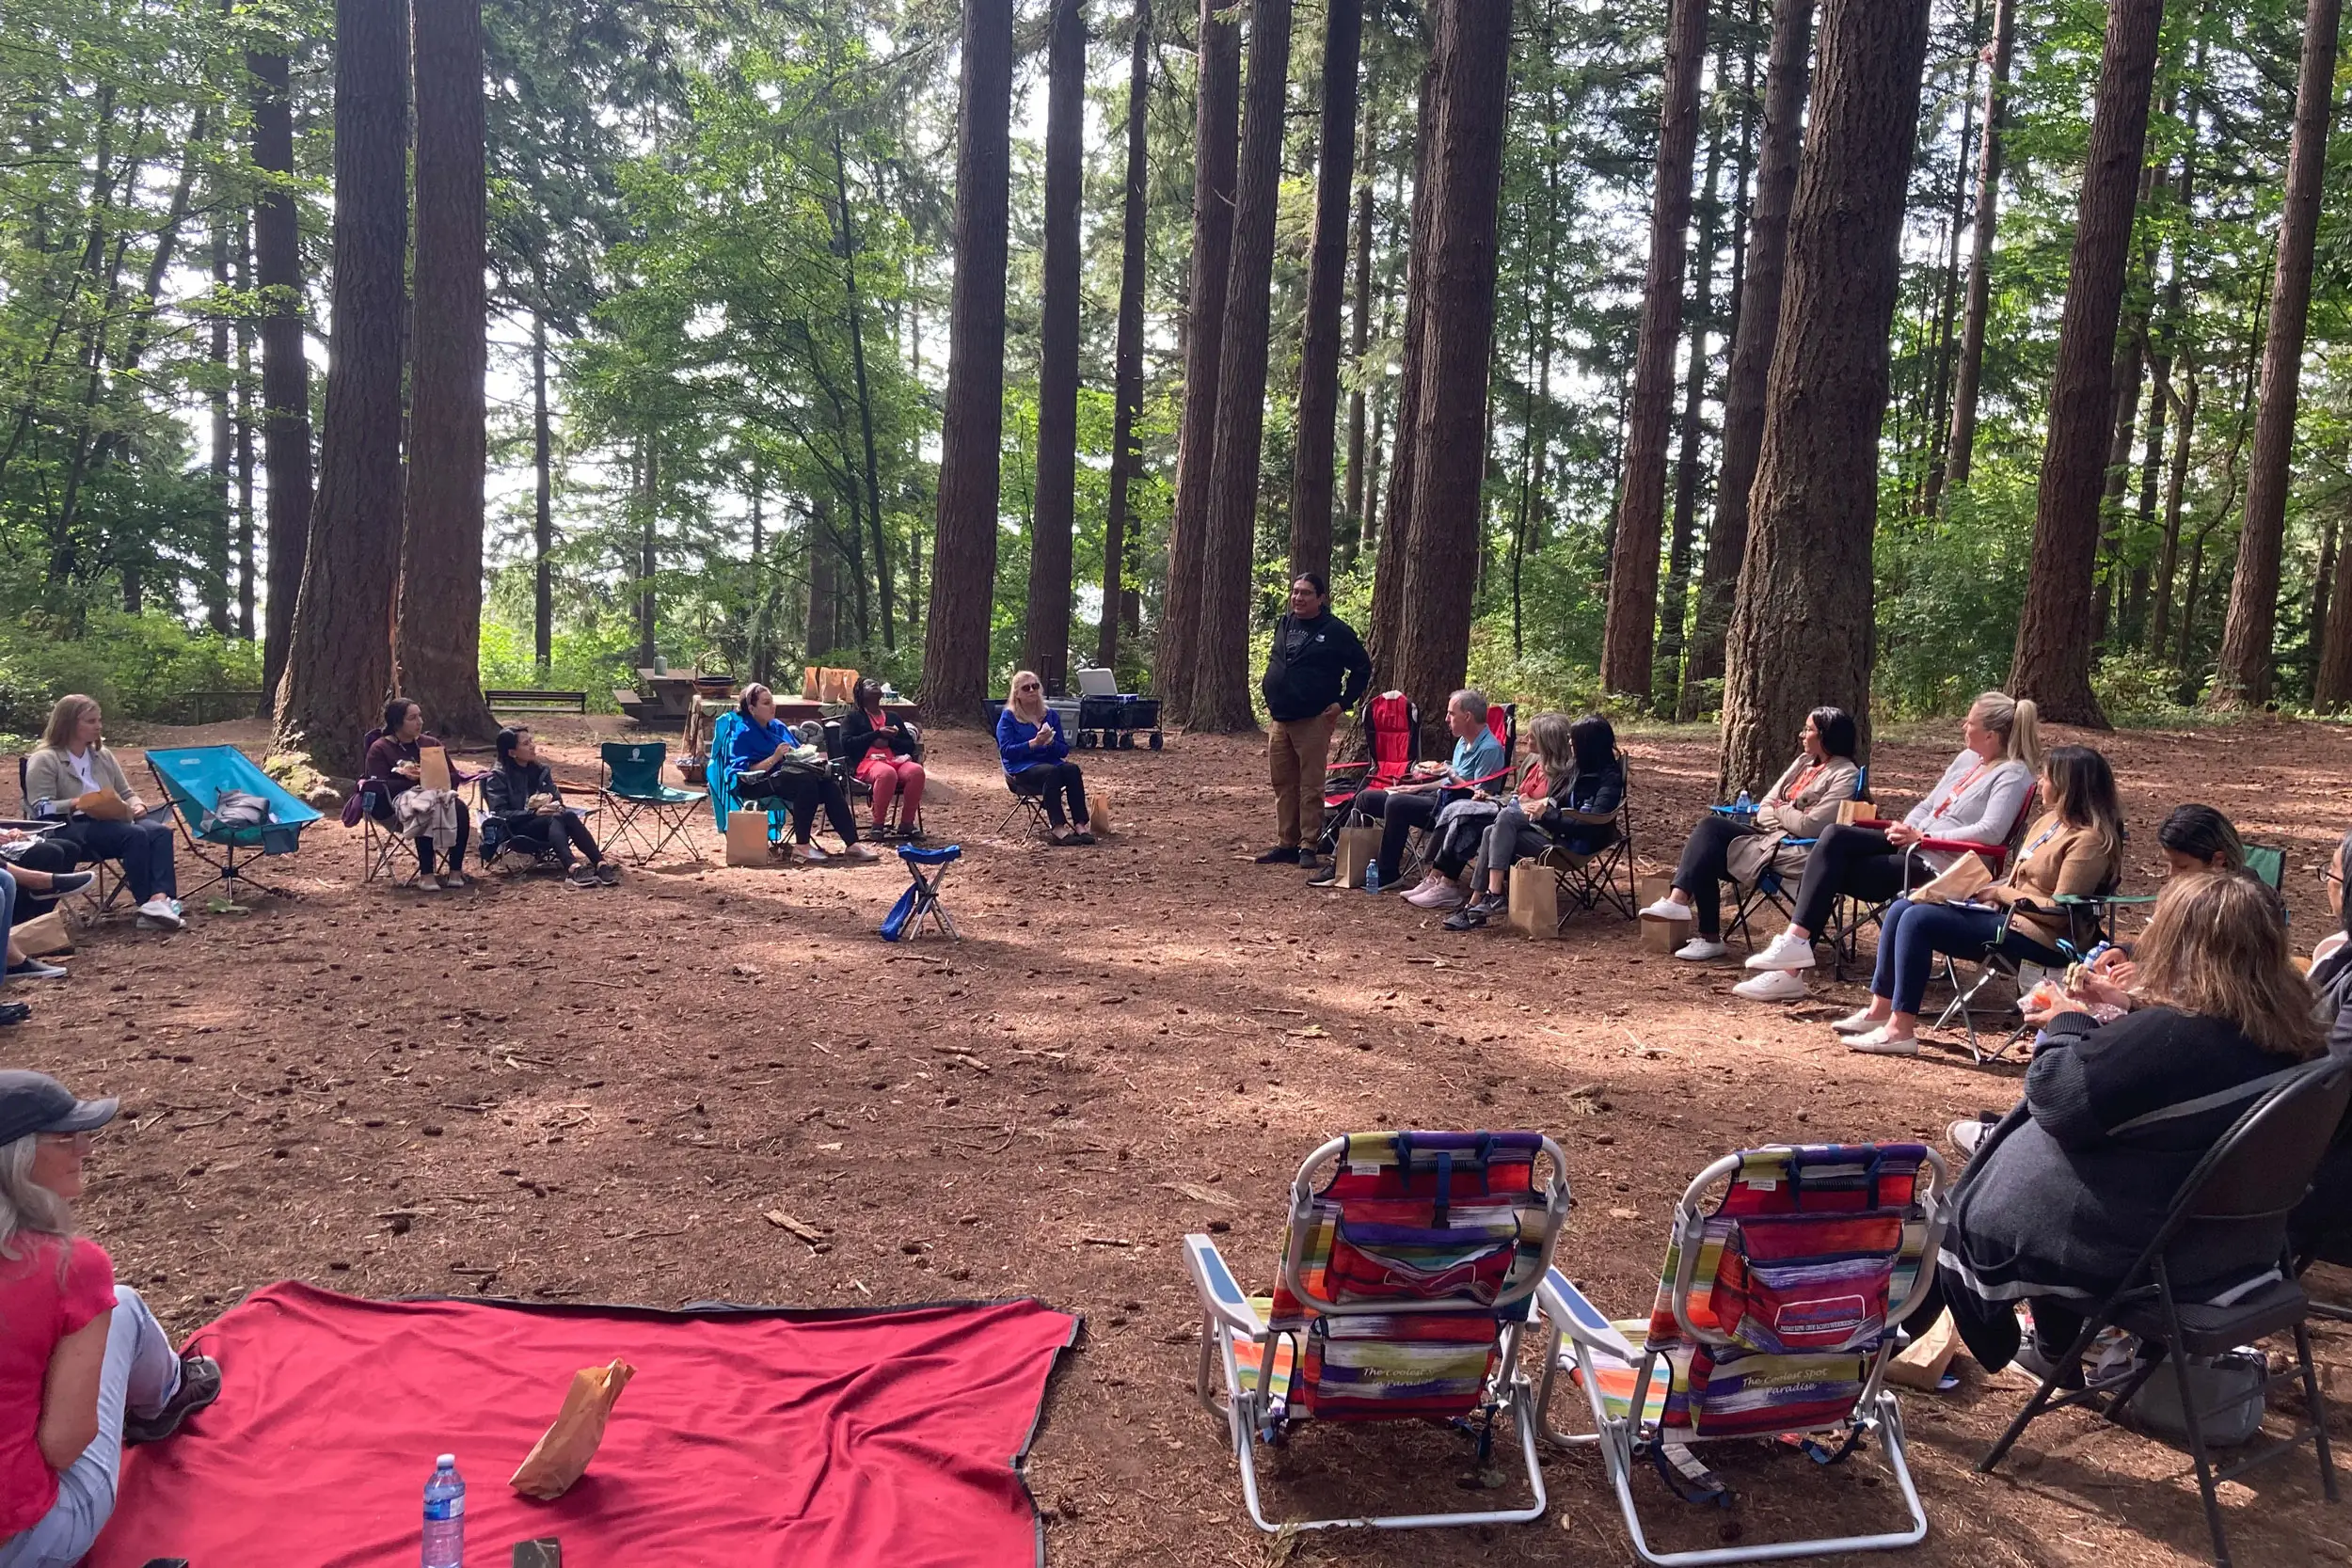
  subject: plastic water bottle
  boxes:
[1365,861,1381,895]
[422,1454,465,1568]
[1733,790,1754,815]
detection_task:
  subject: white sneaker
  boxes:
[1638,895,1691,922]
[1405,878,1461,910]
[136,895,185,930]
[1674,938,1728,961]
[1831,1008,1884,1036]
[793,842,831,864]
[1948,1117,1994,1155]
[1744,930,1816,971]
[1732,969,1809,1002]
[841,843,881,862]
[1848,1028,1921,1055]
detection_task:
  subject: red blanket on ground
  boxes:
[87,1282,1078,1568]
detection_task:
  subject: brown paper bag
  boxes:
[803,666,820,700]
[1334,824,1381,889]
[1915,851,1993,905]
[1635,872,1674,909]
[12,910,71,957]
[1885,1308,1963,1391]
[819,667,859,705]
[724,809,774,866]
[1836,799,1875,826]
[72,788,132,823]
[510,1358,635,1500]
[1088,784,1112,838]
[1508,860,1562,939]
[418,745,453,793]
[1640,913,1694,953]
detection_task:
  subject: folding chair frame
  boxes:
[1545,752,1638,927]
[1184,1133,1571,1534]
[995,781,1057,842]
[1979,1057,2351,1568]
[146,763,291,904]
[1532,1148,1950,1567]
[891,847,961,942]
[597,744,707,867]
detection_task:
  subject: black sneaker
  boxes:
[49,870,96,896]
[596,863,622,885]
[1443,895,1507,932]
[1306,862,1339,888]
[124,1354,222,1445]
[0,1001,26,1026]
[1253,846,1302,864]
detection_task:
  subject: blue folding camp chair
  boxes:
[880,844,961,942]
[1723,766,1868,955]
[145,746,324,902]
[597,741,707,866]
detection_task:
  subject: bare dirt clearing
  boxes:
[25,715,2352,1566]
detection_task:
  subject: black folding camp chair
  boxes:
[1979,1053,2352,1568]
[14,754,133,920]
[1541,750,1636,926]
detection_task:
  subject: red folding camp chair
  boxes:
[1184,1130,1569,1533]
[1825,781,2039,981]
[1534,1142,1951,1566]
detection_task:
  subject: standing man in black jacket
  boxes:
[1256,572,1374,869]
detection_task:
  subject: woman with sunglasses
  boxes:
[0,1071,219,1567]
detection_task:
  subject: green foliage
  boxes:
[0,610,261,730]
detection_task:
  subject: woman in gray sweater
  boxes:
[22,696,183,931]
[1735,690,2041,1003]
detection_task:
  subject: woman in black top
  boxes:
[1254,573,1374,869]
[364,699,471,889]
[481,727,615,886]
[1937,871,2326,1380]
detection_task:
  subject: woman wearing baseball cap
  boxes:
[0,1070,218,1567]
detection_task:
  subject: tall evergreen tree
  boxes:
[1024,0,1086,692]
[1286,0,1364,582]
[1100,0,1152,672]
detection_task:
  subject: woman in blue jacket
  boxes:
[996,671,1093,846]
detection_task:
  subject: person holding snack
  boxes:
[365,699,472,891]
[22,695,183,931]
[1734,690,2042,1004]
[1637,705,1861,960]
[840,677,925,840]
[481,726,615,887]
[1832,744,2123,1054]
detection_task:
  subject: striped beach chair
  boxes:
[1533,1143,1951,1566]
[1182,1130,1569,1533]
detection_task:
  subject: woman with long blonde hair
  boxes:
[22,695,183,929]
[1935,871,2324,1381]
[0,1071,218,1564]
[995,671,1092,845]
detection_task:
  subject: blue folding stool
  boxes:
[881,844,961,942]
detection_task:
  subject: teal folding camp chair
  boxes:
[705,711,787,844]
[146,746,324,902]
[597,741,707,866]
[1534,1142,1950,1566]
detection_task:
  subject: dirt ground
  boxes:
[20,712,2352,1567]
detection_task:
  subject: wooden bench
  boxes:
[486,689,589,715]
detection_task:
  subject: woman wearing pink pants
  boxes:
[842,678,926,839]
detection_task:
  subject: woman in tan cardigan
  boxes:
[1839,744,2123,1055]
[22,695,183,930]
[1637,706,1862,960]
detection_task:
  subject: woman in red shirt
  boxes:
[0,1072,217,1568]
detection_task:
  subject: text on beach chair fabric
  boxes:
[1636,1144,1932,1438]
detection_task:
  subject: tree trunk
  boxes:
[2007,0,2162,727]
[2313,513,2338,690]
[2093,324,2147,647]
[1943,0,2014,495]
[395,0,495,742]
[273,0,408,773]
[206,214,234,635]
[808,498,839,657]
[252,45,311,717]
[748,478,771,687]
[1654,88,1727,706]
[1191,0,1296,732]
[2211,0,2342,706]
[922,0,1016,723]
[532,302,553,672]
[1918,0,1983,512]
[1718,0,1932,796]
[1599,0,1709,702]
[1681,0,1811,719]
[1343,105,1377,563]
[1391,0,1512,748]
[2320,485,2352,708]
[1153,0,1242,721]
[637,443,659,668]
[1023,0,1086,693]
[1287,0,1364,583]
[834,127,896,655]
[1367,58,1441,679]
[1101,0,1151,673]
[235,217,256,642]
[2129,341,2169,646]
[2152,368,2197,658]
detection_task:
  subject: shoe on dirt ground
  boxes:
[1306,862,1339,888]
[1948,1115,1999,1156]
[438,871,473,890]
[1253,845,1301,864]
[793,841,831,864]
[1673,938,1728,961]
[565,864,600,887]
[1731,969,1809,1003]
[0,1001,28,1026]
[1831,1007,1883,1035]
[135,895,186,928]
[1442,895,1507,932]
[1637,895,1690,922]
[48,870,95,896]
[124,1354,222,1447]
[5,958,67,980]
[595,863,622,885]
[1297,850,1323,873]
[1744,929,1815,970]
[1847,1027,1920,1055]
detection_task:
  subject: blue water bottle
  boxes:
[422,1453,465,1568]
[1364,860,1381,894]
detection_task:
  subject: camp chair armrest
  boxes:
[1913,835,2002,855]
[1323,760,1371,776]
[1535,1270,1637,1361]
[1183,1234,1263,1340]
